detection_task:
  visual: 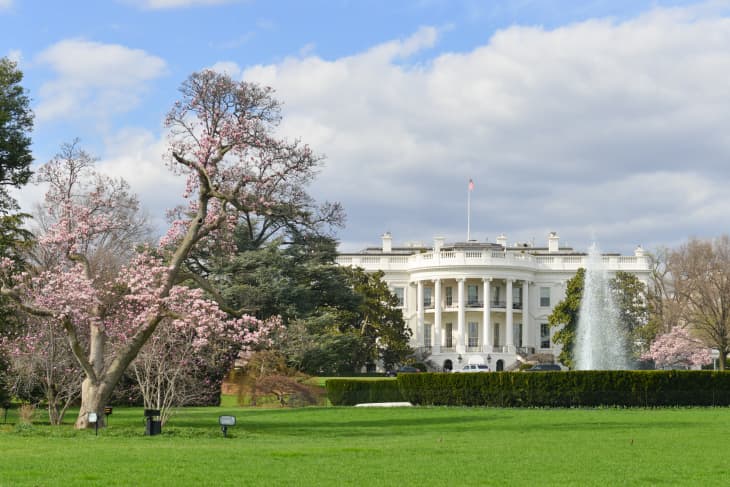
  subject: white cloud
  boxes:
[208,61,243,79]
[35,39,167,123]
[0,0,12,11]
[97,128,186,231]
[239,7,730,253]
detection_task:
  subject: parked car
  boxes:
[386,366,421,377]
[524,363,562,372]
[454,364,490,373]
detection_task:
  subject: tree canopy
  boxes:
[0,56,34,405]
[0,70,316,428]
[0,57,33,207]
[665,236,730,370]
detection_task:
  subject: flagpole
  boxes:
[467,186,471,241]
[467,179,472,241]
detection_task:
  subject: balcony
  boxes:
[336,251,650,272]
[466,300,483,308]
[489,300,524,310]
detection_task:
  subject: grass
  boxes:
[1,405,729,486]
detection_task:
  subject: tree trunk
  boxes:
[47,388,60,426]
[719,349,727,371]
[75,378,108,429]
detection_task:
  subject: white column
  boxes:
[433,278,441,354]
[457,278,465,353]
[522,280,530,349]
[506,279,514,352]
[416,280,424,347]
[483,278,491,352]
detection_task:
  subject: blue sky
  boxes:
[3,0,729,254]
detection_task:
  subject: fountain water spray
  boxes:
[575,243,631,370]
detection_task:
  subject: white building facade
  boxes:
[336,232,651,371]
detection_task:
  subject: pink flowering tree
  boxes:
[0,70,320,428]
[4,314,82,425]
[132,311,281,424]
[642,326,713,369]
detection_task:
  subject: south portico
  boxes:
[412,274,534,370]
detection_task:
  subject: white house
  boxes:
[336,232,651,371]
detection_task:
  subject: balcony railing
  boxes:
[466,300,483,307]
[336,251,650,272]
[489,300,524,309]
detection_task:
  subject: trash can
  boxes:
[144,409,162,436]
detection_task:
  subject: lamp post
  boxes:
[219,415,236,438]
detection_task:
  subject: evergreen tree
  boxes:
[548,268,584,368]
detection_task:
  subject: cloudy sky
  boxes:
[3,0,729,254]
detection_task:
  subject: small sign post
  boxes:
[219,415,236,438]
[88,412,99,436]
[104,407,112,425]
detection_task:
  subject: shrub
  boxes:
[397,371,730,407]
[326,379,404,406]
[18,403,35,423]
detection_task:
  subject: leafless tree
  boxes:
[666,236,730,369]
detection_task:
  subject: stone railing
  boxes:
[336,251,650,272]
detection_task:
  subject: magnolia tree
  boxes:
[4,315,82,425]
[0,70,320,428]
[132,303,280,424]
[642,326,713,369]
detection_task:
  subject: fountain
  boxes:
[574,243,632,370]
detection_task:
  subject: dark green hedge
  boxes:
[326,379,405,406]
[397,371,730,407]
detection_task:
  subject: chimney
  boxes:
[634,245,645,257]
[548,232,559,253]
[382,232,392,253]
[496,234,507,248]
[434,236,445,252]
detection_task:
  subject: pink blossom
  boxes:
[642,326,713,369]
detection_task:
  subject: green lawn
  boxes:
[1,405,728,486]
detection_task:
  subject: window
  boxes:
[513,287,522,308]
[540,287,551,307]
[493,322,500,346]
[514,323,523,348]
[467,284,479,306]
[393,287,405,307]
[424,324,432,347]
[468,322,479,347]
[445,286,453,306]
[492,286,502,307]
[445,323,453,348]
[540,323,551,349]
[423,287,432,307]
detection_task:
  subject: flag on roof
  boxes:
[468,179,474,191]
